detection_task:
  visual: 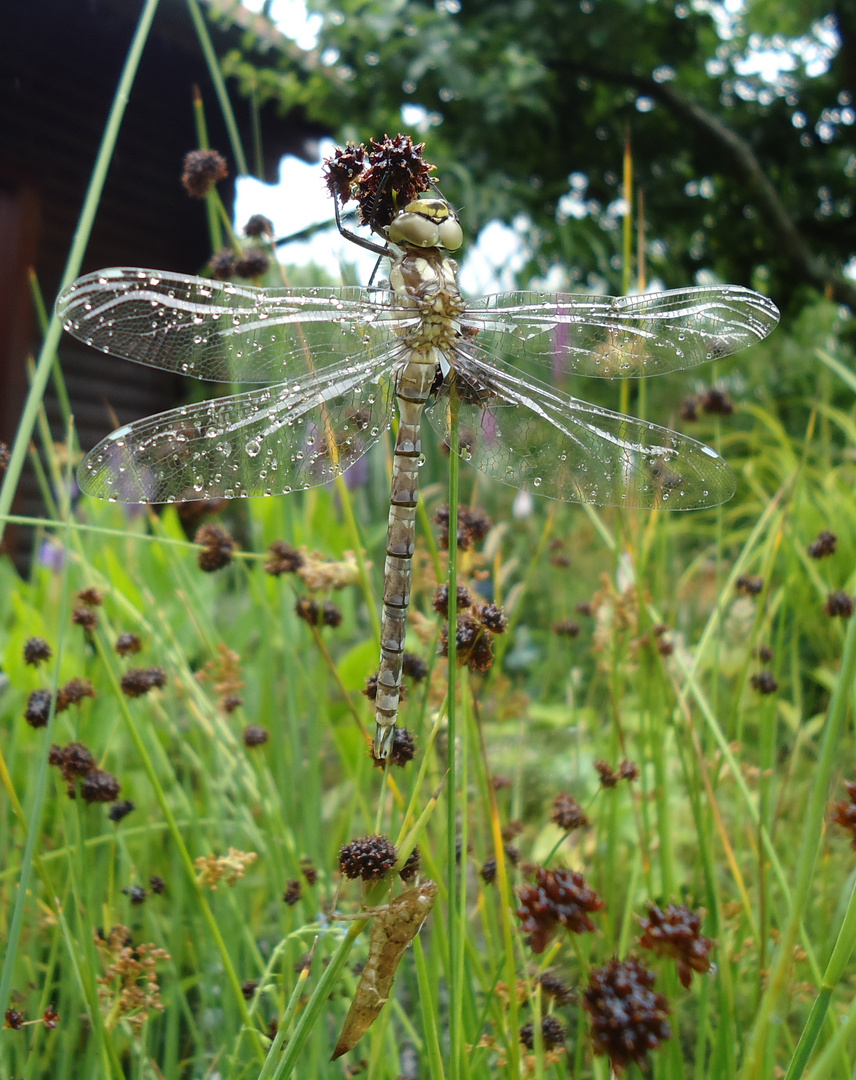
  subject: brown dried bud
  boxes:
[338,834,397,882]
[24,637,52,665]
[181,149,228,198]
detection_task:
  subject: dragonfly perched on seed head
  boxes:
[56,135,779,759]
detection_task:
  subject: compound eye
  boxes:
[388,211,439,248]
[438,216,463,251]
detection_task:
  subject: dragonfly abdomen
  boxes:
[374,350,438,759]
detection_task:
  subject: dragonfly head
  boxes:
[387,197,463,252]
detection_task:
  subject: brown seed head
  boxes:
[830,780,856,847]
[520,1015,566,1051]
[265,540,304,575]
[735,575,764,596]
[826,590,854,618]
[516,866,605,953]
[401,652,429,681]
[399,845,421,882]
[81,768,121,804]
[181,149,228,197]
[108,800,135,823]
[808,530,837,558]
[77,587,103,607]
[24,688,53,728]
[637,902,715,988]
[751,670,778,695]
[700,386,734,416]
[24,637,52,666]
[72,607,98,633]
[115,632,142,656]
[244,214,274,238]
[234,249,270,279]
[551,792,590,832]
[5,1008,24,1029]
[243,725,269,747]
[539,971,574,1005]
[432,583,472,617]
[56,678,96,712]
[195,524,234,572]
[208,248,238,280]
[553,619,580,637]
[283,880,302,905]
[584,957,671,1072]
[434,505,492,551]
[120,667,167,698]
[338,834,397,882]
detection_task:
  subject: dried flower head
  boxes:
[551,793,590,832]
[808,530,837,558]
[399,845,421,882]
[476,603,508,634]
[679,396,699,421]
[553,619,580,637]
[43,1005,60,1029]
[751,670,778,695]
[700,386,734,416]
[584,957,671,1072]
[265,540,304,575]
[520,1015,566,1050]
[434,505,492,551]
[209,248,238,280]
[95,924,171,1034]
[300,858,318,885]
[181,149,228,198]
[222,694,243,713]
[56,679,96,716]
[5,1008,24,1029]
[480,857,497,884]
[234,249,270,279]
[244,214,274,238]
[77,587,103,607]
[322,141,368,204]
[432,584,472,617]
[756,643,775,664]
[283,880,302,905]
[401,652,429,681]
[81,768,121,804]
[120,667,167,698]
[735,575,764,596]
[826,590,854,618]
[108,800,135,823]
[637,902,715,988]
[830,780,856,847]
[195,524,234,572]
[123,884,147,906]
[24,688,53,728]
[242,979,259,1000]
[539,971,574,1006]
[150,875,166,894]
[595,760,618,788]
[49,742,96,794]
[243,725,269,747]
[195,848,258,889]
[338,834,397,882]
[115,632,142,656]
[72,606,98,633]
[373,725,415,768]
[24,637,52,666]
[516,866,604,953]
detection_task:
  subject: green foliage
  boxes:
[221,0,856,308]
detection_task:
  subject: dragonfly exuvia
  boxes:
[56,190,779,758]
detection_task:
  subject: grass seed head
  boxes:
[808,530,837,558]
[108,800,135,823]
[751,670,779,694]
[265,540,304,575]
[826,590,854,618]
[24,688,53,728]
[243,725,269,747]
[24,637,52,665]
[520,1015,566,1050]
[637,902,715,988]
[81,768,121,804]
[584,957,671,1072]
[516,866,605,953]
[120,667,167,698]
[195,524,235,572]
[551,793,590,831]
[338,834,397,882]
[181,149,228,198]
[283,880,302,905]
[234,249,270,279]
[115,632,142,656]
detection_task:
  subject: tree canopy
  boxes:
[221,0,856,310]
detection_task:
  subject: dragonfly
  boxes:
[56,192,779,759]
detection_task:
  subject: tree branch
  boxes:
[571,64,856,309]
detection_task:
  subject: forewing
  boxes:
[426,344,735,510]
[56,268,414,383]
[78,355,398,503]
[461,285,779,378]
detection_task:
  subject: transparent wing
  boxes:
[425,342,734,509]
[461,285,779,378]
[56,268,415,383]
[78,353,399,503]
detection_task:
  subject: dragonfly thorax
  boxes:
[387,197,463,252]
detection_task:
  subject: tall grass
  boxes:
[3,9,856,1079]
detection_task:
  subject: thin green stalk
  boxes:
[446,388,464,1079]
[784,871,856,1079]
[740,602,856,1078]
[185,0,249,175]
[0,0,161,546]
[413,935,446,1080]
